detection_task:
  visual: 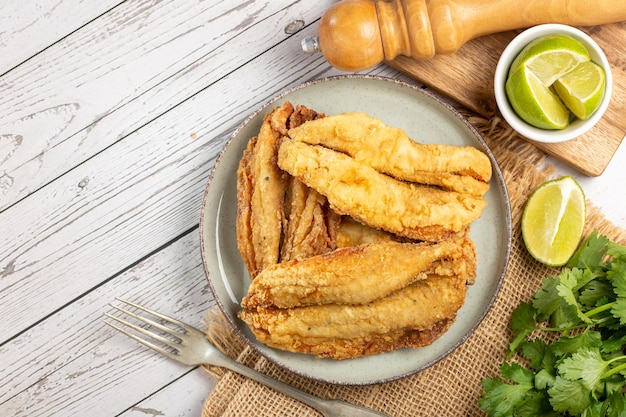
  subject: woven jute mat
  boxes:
[200,113,626,417]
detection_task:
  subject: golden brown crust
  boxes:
[235,102,330,278]
[235,104,290,278]
[242,234,475,309]
[235,136,258,276]
[236,104,485,359]
[279,177,339,262]
[335,216,397,247]
[250,316,455,360]
[277,139,487,242]
[287,112,492,196]
[240,274,467,359]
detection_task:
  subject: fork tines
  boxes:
[103,298,188,361]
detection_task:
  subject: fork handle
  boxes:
[209,348,391,417]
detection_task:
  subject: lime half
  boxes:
[506,66,571,130]
[508,34,590,86]
[521,176,586,266]
[553,61,606,120]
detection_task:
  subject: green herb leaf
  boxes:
[533,276,561,321]
[501,361,535,384]
[548,377,592,415]
[607,240,626,261]
[549,331,602,357]
[579,279,614,308]
[509,302,537,356]
[534,368,556,391]
[514,390,559,417]
[556,269,593,324]
[601,330,626,354]
[479,374,533,417]
[608,260,626,325]
[605,390,626,417]
[558,347,607,390]
[567,230,608,270]
[519,338,548,369]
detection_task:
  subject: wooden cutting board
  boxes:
[388,22,626,176]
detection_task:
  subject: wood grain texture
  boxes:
[0,22,355,343]
[121,368,216,417]
[388,22,626,176]
[0,231,215,417]
[6,0,622,415]
[0,0,335,212]
[0,0,124,74]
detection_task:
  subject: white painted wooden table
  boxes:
[1,1,624,416]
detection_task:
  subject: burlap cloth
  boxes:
[200,112,626,417]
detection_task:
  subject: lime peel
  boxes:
[553,61,606,120]
[505,34,605,130]
[521,176,586,266]
[506,67,571,130]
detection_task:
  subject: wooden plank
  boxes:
[0,0,336,212]
[120,369,217,417]
[1,17,388,341]
[388,22,626,176]
[0,231,216,417]
[0,0,123,74]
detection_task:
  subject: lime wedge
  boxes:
[506,66,571,130]
[553,61,606,120]
[508,34,590,86]
[521,176,586,266]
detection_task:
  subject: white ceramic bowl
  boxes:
[494,24,612,143]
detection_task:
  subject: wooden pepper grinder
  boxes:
[301,0,626,71]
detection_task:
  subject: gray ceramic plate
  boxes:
[200,75,511,385]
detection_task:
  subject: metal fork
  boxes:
[104,298,392,417]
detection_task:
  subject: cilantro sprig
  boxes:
[479,231,626,416]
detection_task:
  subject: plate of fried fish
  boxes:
[200,75,511,385]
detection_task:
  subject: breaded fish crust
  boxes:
[287,112,492,196]
[236,103,486,360]
[277,139,487,242]
[279,177,340,263]
[239,274,467,359]
[236,102,329,278]
[236,103,291,278]
[242,234,475,309]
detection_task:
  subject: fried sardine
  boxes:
[236,102,330,278]
[277,140,487,242]
[240,273,467,359]
[242,234,475,309]
[236,103,291,278]
[236,102,486,360]
[287,112,492,196]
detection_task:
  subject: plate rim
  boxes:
[199,74,512,385]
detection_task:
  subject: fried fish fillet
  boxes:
[287,112,492,196]
[235,135,257,277]
[236,104,483,360]
[239,273,467,359]
[279,177,340,262]
[242,234,474,309]
[277,139,487,242]
[236,102,329,278]
[235,102,292,278]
